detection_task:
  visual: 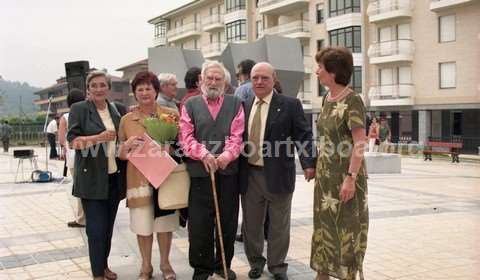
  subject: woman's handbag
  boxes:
[157,163,190,210]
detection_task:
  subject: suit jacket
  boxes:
[239,92,316,194]
[67,100,127,200]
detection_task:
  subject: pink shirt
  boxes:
[179,94,245,164]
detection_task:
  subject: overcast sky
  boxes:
[0,0,191,88]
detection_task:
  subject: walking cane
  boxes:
[210,170,228,279]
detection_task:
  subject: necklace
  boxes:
[327,86,351,102]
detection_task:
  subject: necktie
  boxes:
[249,99,264,165]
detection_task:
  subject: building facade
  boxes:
[149,0,480,153]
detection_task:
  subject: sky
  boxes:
[0,0,191,88]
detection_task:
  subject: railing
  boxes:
[367,0,413,16]
[258,0,307,8]
[262,20,310,36]
[203,42,226,54]
[9,124,45,145]
[167,22,201,38]
[368,39,414,58]
[203,14,224,26]
[368,84,415,99]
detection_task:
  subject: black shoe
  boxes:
[67,221,85,228]
[273,273,288,280]
[235,234,243,242]
[248,268,263,279]
[214,268,236,280]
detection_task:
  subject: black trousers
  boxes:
[189,174,239,280]
[2,138,9,152]
[81,174,120,277]
[47,133,58,159]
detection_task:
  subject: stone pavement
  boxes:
[0,147,479,279]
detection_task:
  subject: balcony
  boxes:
[261,21,311,39]
[258,0,309,14]
[167,22,202,42]
[368,39,414,64]
[202,42,226,58]
[368,84,415,106]
[430,0,474,12]
[153,36,167,47]
[224,7,247,24]
[367,0,413,23]
[203,14,225,32]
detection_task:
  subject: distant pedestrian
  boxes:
[179,67,202,113]
[368,117,379,153]
[234,59,256,102]
[46,116,59,159]
[1,120,12,152]
[378,118,391,152]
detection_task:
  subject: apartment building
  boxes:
[148,0,479,152]
[366,0,480,152]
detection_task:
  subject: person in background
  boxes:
[119,71,180,280]
[179,61,244,280]
[67,70,127,280]
[368,117,379,153]
[58,89,86,228]
[234,59,256,102]
[1,120,12,153]
[179,67,202,113]
[157,73,179,110]
[311,47,369,280]
[46,115,59,159]
[378,118,391,153]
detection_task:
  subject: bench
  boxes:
[423,141,463,163]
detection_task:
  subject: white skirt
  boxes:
[129,203,179,236]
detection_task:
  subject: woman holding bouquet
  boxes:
[119,71,180,280]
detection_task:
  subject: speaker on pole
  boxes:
[65,61,90,96]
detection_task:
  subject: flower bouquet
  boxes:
[143,113,179,144]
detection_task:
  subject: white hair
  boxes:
[224,69,231,85]
[158,73,177,90]
[201,60,227,80]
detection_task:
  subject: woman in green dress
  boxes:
[311,47,369,280]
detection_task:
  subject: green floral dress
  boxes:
[310,93,369,280]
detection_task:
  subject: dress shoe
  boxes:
[235,234,243,242]
[273,273,288,280]
[248,268,263,279]
[67,221,85,228]
[214,268,237,280]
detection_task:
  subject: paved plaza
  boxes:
[0,147,479,280]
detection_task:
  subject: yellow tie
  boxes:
[249,99,264,165]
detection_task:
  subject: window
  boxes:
[350,66,362,93]
[439,62,456,88]
[225,0,245,12]
[226,20,246,42]
[439,15,455,43]
[316,5,324,24]
[329,0,361,17]
[194,39,198,50]
[154,22,166,38]
[329,26,361,53]
[317,39,324,51]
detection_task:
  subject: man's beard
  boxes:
[202,85,224,100]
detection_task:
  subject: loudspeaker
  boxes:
[65,61,90,96]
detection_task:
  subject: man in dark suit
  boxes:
[240,62,316,280]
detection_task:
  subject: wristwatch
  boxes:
[347,172,358,180]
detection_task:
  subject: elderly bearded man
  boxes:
[179,61,245,280]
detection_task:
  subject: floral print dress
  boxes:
[310,93,369,280]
